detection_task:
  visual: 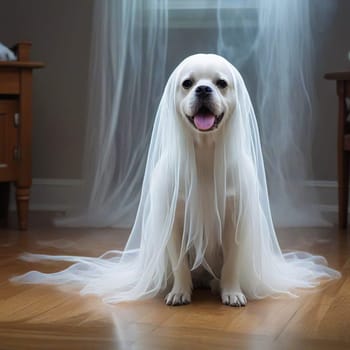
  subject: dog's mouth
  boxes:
[187,107,224,132]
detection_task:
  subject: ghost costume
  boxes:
[11,54,340,303]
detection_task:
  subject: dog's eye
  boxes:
[216,79,228,89]
[182,79,193,89]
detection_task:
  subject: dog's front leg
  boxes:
[220,199,247,307]
[165,221,192,306]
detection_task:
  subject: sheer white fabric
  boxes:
[217,0,331,226]
[12,55,340,303]
[55,0,168,227]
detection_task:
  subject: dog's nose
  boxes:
[195,85,213,98]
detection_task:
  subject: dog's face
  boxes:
[176,54,236,133]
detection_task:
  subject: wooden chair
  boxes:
[325,72,350,228]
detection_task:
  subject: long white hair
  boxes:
[11,54,340,302]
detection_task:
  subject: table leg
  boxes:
[338,80,349,228]
[0,182,10,226]
[16,186,30,230]
[338,152,349,229]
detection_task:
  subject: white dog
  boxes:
[13,54,339,306]
[164,55,245,306]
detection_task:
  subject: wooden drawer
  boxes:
[0,99,19,181]
[0,68,20,94]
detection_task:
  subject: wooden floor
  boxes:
[0,212,350,350]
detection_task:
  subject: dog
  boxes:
[163,54,246,307]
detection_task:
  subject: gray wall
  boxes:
[0,0,93,179]
[0,0,349,187]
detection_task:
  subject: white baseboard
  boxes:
[305,180,338,214]
[9,178,83,212]
[9,178,341,214]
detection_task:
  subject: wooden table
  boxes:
[324,72,350,228]
[0,42,44,230]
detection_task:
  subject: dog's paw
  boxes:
[165,290,191,306]
[221,291,247,307]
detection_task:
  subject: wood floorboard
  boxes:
[0,212,349,349]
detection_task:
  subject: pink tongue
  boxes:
[193,114,215,131]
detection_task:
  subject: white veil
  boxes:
[55,0,168,228]
[217,0,332,227]
[12,55,340,302]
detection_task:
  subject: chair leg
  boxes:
[338,151,349,229]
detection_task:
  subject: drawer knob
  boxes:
[14,113,20,127]
[13,146,21,160]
